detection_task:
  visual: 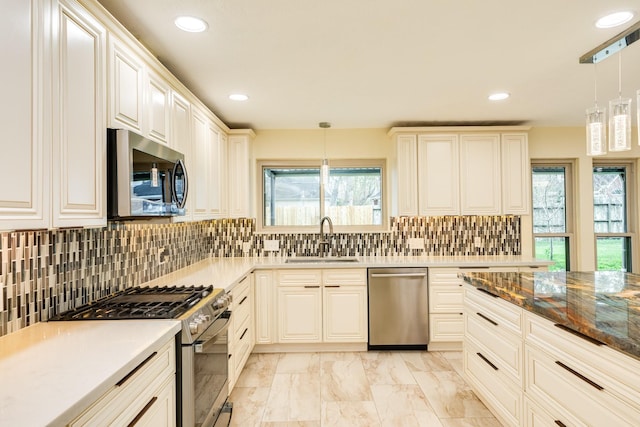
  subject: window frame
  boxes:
[256,158,387,233]
[531,160,576,271]
[592,160,636,272]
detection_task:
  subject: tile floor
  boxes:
[229,351,503,426]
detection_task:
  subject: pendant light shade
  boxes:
[608,97,632,151]
[319,122,331,186]
[586,106,607,156]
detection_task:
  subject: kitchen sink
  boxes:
[285,256,360,263]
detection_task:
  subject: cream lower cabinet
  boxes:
[254,270,276,344]
[70,336,176,427]
[228,274,255,390]
[276,269,367,344]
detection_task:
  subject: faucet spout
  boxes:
[319,216,334,257]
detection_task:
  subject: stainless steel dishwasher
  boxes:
[367,267,428,350]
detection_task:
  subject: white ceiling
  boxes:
[96,0,640,130]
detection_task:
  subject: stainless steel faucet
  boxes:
[318,216,334,257]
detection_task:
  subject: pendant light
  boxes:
[586,59,607,156]
[608,50,632,151]
[319,122,331,186]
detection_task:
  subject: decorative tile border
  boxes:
[0,215,519,336]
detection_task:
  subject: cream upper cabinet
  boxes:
[459,134,501,215]
[395,134,419,216]
[170,90,192,221]
[191,106,211,220]
[52,0,107,228]
[0,0,48,230]
[501,133,530,214]
[145,69,171,145]
[418,134,459,216]
[227,131,254,218]
[108,36,143,133]
[209,124,228,219]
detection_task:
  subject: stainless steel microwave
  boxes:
[107,129,189,219]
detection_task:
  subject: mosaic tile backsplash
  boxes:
[0,215,519,335]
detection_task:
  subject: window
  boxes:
[531,163,574,271]
[260,160,385,230]
[593,164,633,271]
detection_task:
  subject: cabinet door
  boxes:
[145,70,171,145]
[52,0,106,228]
[170,91,191,221]
[254,271,275,344]
[209,127,228,218]
[418,134,459,215]
[323,286,367,342]
[430,313,464,342]
[395,134,418,216]
[277,287,322,343]
[191,107,210,219]
[501,133,530,214]
[0,0,48,230]
[227,134,252,218]
[108,37,143,132]
[459,134,501,215]
[133,377,175,427]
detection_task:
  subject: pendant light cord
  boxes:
[618,46,622,99]
[593,59,598,107]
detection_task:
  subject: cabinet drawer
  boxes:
[429,285,463,313]
[464,284,522,334]
[428,268,461,283]
[232,275,250,302]
[232,293,251,335]
[523,396,580,427]
[233,316,253,373]
[524,312,640,411]
[525,345,638,427]
[464,339,522,427]
[277,269,322,286]
[429,313,463,342]
[323,269,366,285]
[71,338,175,426]
[465,303,523,383]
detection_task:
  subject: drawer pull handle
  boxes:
[304,285,320,288]
[476,352,498,371]
[117,351,157,387]
[476,312,498,326]
[228,354,232,359]
[325,285,340,288]
[554,324,605,346]
[554,421,567,427]
[240,328,248,340]
[476,288,500,298]
[459,266,490,269]
[127,396,157,427]
[555,361,604,391]
[239,296,248,305]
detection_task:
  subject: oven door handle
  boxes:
[195,310,232,347]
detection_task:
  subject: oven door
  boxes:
[182,311,232,427]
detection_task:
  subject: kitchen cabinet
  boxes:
[463,283,524,426]
[227,131,255,218]
[418,134,459,215]
[209,127,228,218]
[52,0,107,228]
[70,336,176,426]
[429,267,521,350]
[228,274,254,391]
[108,35,143,133]
[275,269,367,344]
[459,134,501,215]
[389,127,530,217]
[254,270,276,344]
[145,68,171,145]
[191,106,212,220]
[0,0,48,230]
[169,90,192,221]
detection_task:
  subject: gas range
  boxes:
[49,285,231,344]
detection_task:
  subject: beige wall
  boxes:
[252,126,640,271]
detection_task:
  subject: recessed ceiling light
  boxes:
[488,92,510,101]
[596,11,634,29]
[174,16,208,33]
[229,94,249,101]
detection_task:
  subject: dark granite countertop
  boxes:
[460,271,640,361]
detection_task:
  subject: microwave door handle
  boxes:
[172,159,189,209]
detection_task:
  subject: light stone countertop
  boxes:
[142,255,552,292]
[0,320,181,427]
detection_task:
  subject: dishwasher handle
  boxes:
[369,273,427,278]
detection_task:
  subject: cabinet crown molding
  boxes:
[388,126,531,136]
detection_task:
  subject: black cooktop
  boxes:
[49,285,213,320]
